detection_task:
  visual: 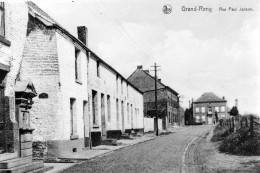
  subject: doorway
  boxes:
[101,94,106,137]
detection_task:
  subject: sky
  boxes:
[33,0,259,115]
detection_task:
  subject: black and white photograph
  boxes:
[0,0,259,172]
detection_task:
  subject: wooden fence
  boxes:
[219,115,260,134]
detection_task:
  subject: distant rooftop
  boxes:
[194,92,226,103]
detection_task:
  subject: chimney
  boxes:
[223,96,225,100]
[137,65,143,69]
[143,70,149,73]
[189,100,190,108]
[77,26,88,46]
[158,79,161,82]
[235,99,238,107]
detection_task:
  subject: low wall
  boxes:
[144,117,163,132]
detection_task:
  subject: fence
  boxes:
[220,115,260,134]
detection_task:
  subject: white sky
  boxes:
[33,0,259,115]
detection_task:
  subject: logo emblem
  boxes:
[163,4,172,14]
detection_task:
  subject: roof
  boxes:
[15,80,37,96]
[194,92,226,103]
[26,1,143,94]
[128,68,178,95]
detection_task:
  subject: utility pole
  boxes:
[151,63,160,136]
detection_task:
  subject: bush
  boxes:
[211,124,230,142]
[219,127,260,156]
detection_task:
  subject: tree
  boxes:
[184,109,190,125]
[230,106,239,116]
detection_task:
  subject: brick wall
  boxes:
[20,15,62,141]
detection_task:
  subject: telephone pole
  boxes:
[151,63,160,136]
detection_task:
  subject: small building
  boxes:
[128,66,180,130]
[193,92,228,124]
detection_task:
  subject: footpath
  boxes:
[44,126,185,173]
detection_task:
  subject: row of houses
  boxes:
[0,2,183,169]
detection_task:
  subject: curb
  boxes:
[50,130,180,173]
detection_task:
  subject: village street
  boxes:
[62,125,212,173]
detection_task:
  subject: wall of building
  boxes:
[20,15,62,142]
[88,53,144,141]
[56,32,88,140]
[193,102,227,123]
[0,3,29,160]
[20,15,89,157]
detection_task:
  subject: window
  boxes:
[92,90,98,125]
[107,95,111,122]
[196,116,200,122]
[215,106,219,112]
[195,107,200,113]
[70,98,77,135]
[127,103,129,123]
[201,107,205,113]
[97,61,100,77]
[221,106,225,112]
[0,2,4,37]
[75,48,81,82]
[202,116,206,121]
[116,99,119,122]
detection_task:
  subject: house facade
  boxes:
[0,3,51,172]
[0,2,31,161]
[128,66,180,130]
[193,92,228,124]
[17,2,144,158]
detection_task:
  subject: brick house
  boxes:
[193,92,228,124]
[128,66,180,130]
[17,2,144,158]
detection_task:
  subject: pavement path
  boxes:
[62,125,212,173]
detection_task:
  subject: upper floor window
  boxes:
[215,106,219,112]
[195,107,200,113]
[201,107,205,113]
[75,48,82,83]
[221,106,225,112]
[0,2,5,37]
[97,61,100,77]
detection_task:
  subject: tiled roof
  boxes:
[194,92,226,103]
